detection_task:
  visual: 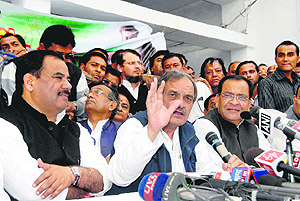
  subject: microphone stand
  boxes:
[286,138,295,183]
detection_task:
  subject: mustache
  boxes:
[174,107,185,115]
[57,90,71,96]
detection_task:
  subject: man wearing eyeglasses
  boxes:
[1,25,89,120]
[79,83,119,163]
[107,71,244,195]
[162,53,212,123]
[115,49,148,114]
[194,75,270,164]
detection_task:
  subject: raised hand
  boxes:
[146,78,181,141]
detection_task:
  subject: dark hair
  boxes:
[200,57,227,78]
[177,53,188,65]
[85,48,108,59]
[0,33,27,49]
[149,50,169,69]
[218,75,253,98]
[15,50,64,96]
[105,65,122,86]
[40,25,75,49]
[89,83,119,120]
[158,70,197,102]
[228,61,240,72]
[296,62,300,67]
[258,63,267,67]
[204,93,217,111]
[236,60,259,75]
[79,51,107,66]
[161,53,184,69]
[107,84,119,120]
[296,85,300,97]
[275,40,299,56]
[112,49,141,66]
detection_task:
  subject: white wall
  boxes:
[247,0,300,66]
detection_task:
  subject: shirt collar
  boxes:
[123,79,140,89]
[272,68,299,82]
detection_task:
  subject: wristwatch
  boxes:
[70,166,80,187]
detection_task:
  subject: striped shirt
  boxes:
[258,69,300,112]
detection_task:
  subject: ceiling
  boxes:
[1,0,243,55]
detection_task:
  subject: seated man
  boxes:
[113,92,131,123]
[79,83,119,162]
[162,53,212,123]
[194,75,270,163]
[0,50,110,200]
[107,70,244,194]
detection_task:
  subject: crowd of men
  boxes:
[0,24,300,200]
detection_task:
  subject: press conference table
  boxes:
[73,192,143,201]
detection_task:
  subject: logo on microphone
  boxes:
[144,174,158,194]
[258,150,284,163]
[260,113,271,135]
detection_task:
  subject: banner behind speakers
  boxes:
[0,1,166,70]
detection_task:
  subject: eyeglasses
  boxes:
[123,61,142,66]
[220,93,249,102]
[56,51,74,59]
[102,78,118,88]
[88,88,113,100]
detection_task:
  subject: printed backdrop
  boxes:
[0,2,166,70]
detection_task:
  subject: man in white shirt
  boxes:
[0,50,111,200]
[194,75,270,165]
[115,49,148,114]
[79,83,119,162]
[161,52,212,123]
[107,70,244,195]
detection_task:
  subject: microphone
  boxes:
[245,147,264,167]
[258,174,300,189]
[139,172,300,200]
[248,147,300,177]
[205,132,232,163]
[274,117,300,141]
[245,106,300,141]
[293,151,300,167]
[245,106,287,137]
[138,172,170,201]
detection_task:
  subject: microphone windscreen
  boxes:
[245,147,264,167]
[205,132,217,145]
[138,172,169,201]
[249,106,261,120]
[240,111,252,119]
[258,174,287,186]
